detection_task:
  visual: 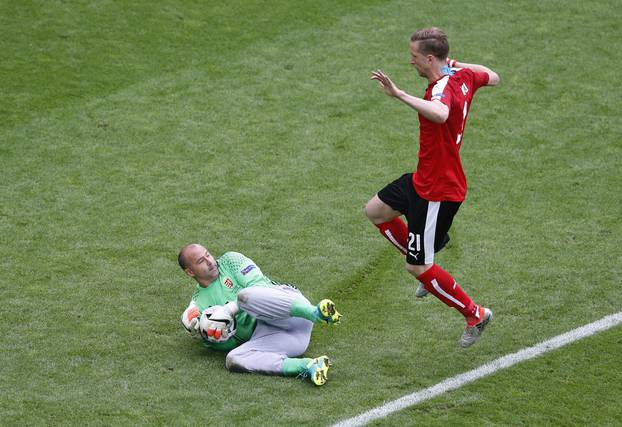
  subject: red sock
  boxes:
[416,264,479,322]
[375,218,408,255]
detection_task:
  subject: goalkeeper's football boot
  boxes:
[415,282,429,298]
[305,355,330,386]
[316,299,342,324]
[459,307,493,348]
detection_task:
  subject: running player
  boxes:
[365,27,500,347]
[178,243,342,385]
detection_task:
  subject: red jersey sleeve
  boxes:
[473,71,489,90]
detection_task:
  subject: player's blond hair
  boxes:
[410,27,449,60]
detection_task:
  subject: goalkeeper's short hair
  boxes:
[178,244,195,270]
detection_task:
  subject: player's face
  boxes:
[184,244,219,283]
[409,41,431,77]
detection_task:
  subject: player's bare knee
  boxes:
[405,263,429,277]
[365,195,400,224]
[364,200,383,224]
[363,201,374,221]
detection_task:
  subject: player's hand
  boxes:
[200,306,235,343]
[371,70,403,98]
[181,302,201,339]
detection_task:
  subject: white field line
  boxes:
[331,311,622,427]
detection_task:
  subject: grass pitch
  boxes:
[1,0,621,425]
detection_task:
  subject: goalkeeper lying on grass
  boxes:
[178,243,342,386]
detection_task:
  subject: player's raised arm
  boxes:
[371,70,449,123]
[448,59,500,86]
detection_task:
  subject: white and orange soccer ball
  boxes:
[198,306,237,343]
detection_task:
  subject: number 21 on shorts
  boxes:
[408,232,421,253]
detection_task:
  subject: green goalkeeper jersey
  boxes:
[191,251,274,351]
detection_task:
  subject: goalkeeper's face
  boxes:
[183,244,219,284]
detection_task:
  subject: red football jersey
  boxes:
[412,69,489,202]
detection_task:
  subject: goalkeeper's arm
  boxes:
[181,301,201,338]
[202,337,238,352]
[220,251,270,288]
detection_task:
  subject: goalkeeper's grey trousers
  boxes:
[225,285,314,375]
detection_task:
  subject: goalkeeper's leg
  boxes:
[225,318,331,385]
[237,285,341,327]
[225,318,311,374]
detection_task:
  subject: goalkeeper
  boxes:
[177,243,342,386]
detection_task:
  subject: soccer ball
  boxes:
[198,306,237,342]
